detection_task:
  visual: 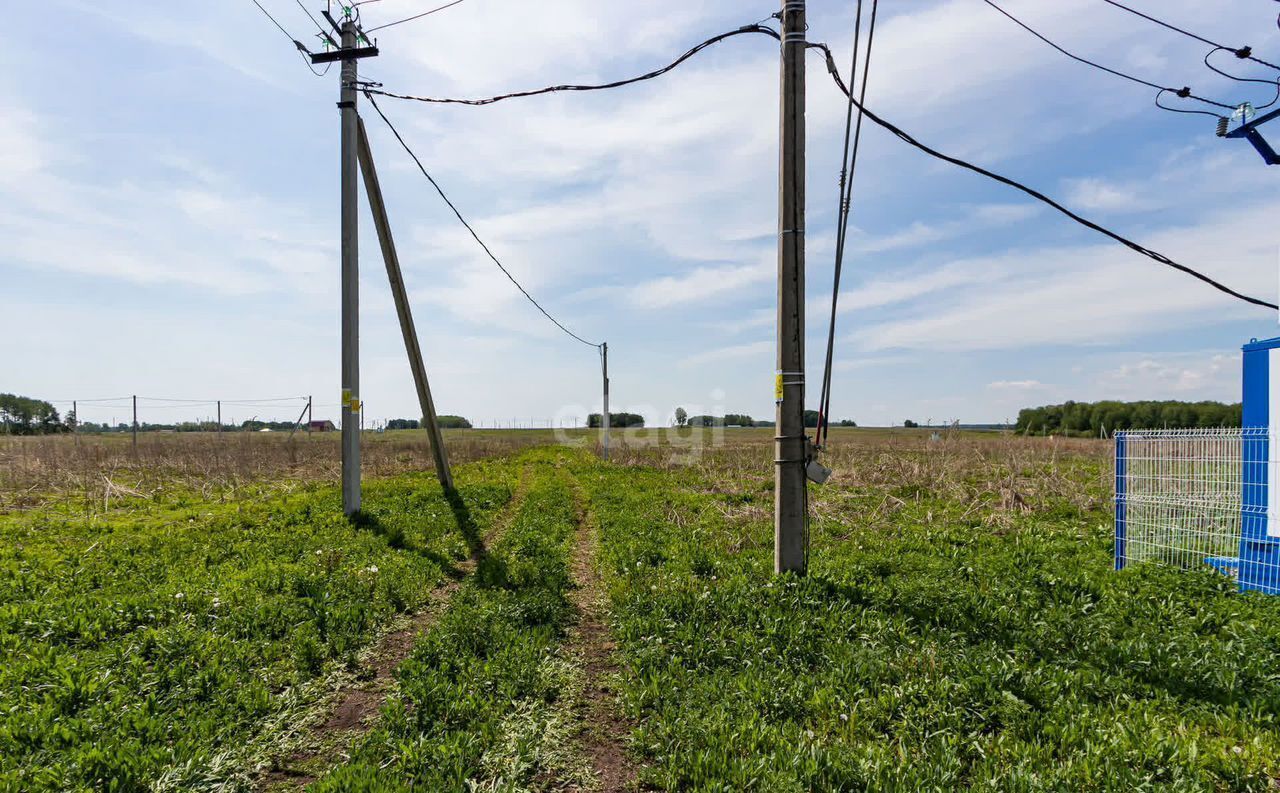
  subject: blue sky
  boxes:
[4,0,1280,428]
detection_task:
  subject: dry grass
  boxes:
[0,429,558,511]
[0,426,1112,520]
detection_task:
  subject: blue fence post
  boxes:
[1240,342,1280,594]
[1115,432,1127,571]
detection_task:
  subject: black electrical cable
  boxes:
[1155,88,1225,119]
[1204,47,1280,111]
[364,0,468,33]
[818,0,878,449]
[358,24,782,104]
[248,0,331,76]
[362,92,603,347]
[981,0,1233,110]
[1099,0,1280,72]
[805,42,1278,311]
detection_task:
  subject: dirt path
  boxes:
[565,481,637,792]
[259,467,533,791]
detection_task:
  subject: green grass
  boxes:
[580,454,1280,791]
[5,434,1280,791]
[311,446,590,791]
[309,450,588,787]
[0,461,515,792]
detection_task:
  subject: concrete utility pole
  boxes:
[132,395,138,451]
[216,400,221,435]
[775,0,808,574]
[307,395,313,435]
[309,14,378,516]
[601,342,611,460]
[355,118,455,491]
[339,20,363,516]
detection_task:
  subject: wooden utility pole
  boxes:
[355,118,455,491]
[601,342,610,460]
[775,0,808,574]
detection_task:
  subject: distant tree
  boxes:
[803,410,821,428]
[838,419,858,427]
[674,407,688,427]
[903,419,919,428]
[588,412,643,428]
[387,418,419,430]
[0,394,64,435]
[723,413,755,427]
[1014,400,1241,436]
[436,415,472,429]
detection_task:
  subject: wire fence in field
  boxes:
[1114,427,1280,594]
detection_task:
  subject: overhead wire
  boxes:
[1098,0,1280,72]
[980,0,1233,110]
[360,20,1276,317]
[357,24,782,104]
[247,0,332,76]
[364,0,469,34]
[361,91,603,347]
[804,41,1278,310]
[1204,47,1280,111]
[818,0,878,450]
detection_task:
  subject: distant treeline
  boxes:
[0,394,65,435]
[587,413,644,428]
[682,411,856,428]
[1015,400,1242,435]
[387,416,472,430]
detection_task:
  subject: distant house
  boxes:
[308,419,337,432]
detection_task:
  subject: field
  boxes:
[2,428,1279,791]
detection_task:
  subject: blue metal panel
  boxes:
[1239,344,1280,594]
[1114,433,1126,571]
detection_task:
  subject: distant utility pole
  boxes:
[775,0,808,574]
[311,16,378,516]
[601,342,611,460]
[132,395,139,451]
[356,118,454,491]
[307,395,313,435]
[217,400,222,435]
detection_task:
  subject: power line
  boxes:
[1098,0,1280,72]
[362,91,602,347]
[806,42,1277,311]
[364,0,469,34]
[819,0,879,449]
[980,0,1233,110]
[247,0,332,76]
[1204,47,1280,111]
[356,24,781,104]
[293,0,329,38]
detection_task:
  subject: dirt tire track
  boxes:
[259,465,534,791]
[565,477,638,793]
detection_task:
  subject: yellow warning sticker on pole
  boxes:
[341,389,351,404]
[349,398,361,413]
[775,372,784,402]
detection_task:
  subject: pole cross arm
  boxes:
[1225,106,1280,165]
[311,46,379,64]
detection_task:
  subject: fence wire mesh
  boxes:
[1114,428,1261,577]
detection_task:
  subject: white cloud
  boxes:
[678,340,772,369]
[853,197,1280,352]
[988,379,1047,390]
